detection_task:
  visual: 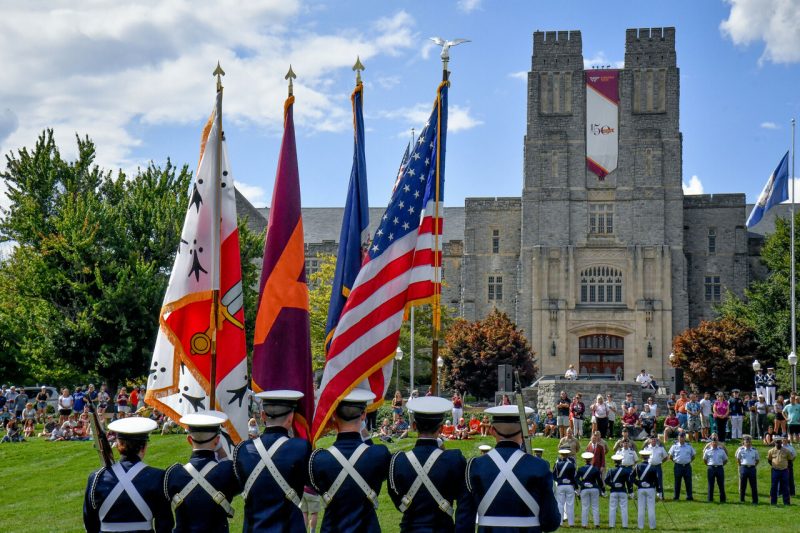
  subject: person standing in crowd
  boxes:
[585,431,607,476]
[591,395,609,438]
[703,433,728,503]
[570,394,585,439]
[116,387,129,419]
[72,386,85,416]
[785,394,800,444]
[745,393,759,439]
[576,451,603,529]
[767,436,792,505]
[553,448,578,528]
[633,449,658,530]
[451,392,464,424]
[83,417,173,533]
[606,394,618,438]
[12,388,28,420]
[784,437,796,496]
[713,392,730,442]
[558,427,580,459]
[754,367,766,403]
[129,387,140,414]
[388,396,474,532]
[674,390,688,431]
[623,392,637,414]
[605,454,633,529]
[645,396,658,418]
[667,431,695,500]
[556,391,571,439]
[642,434,668,498]
[35,386,49,423]
[618,438,639,468]
[391,391,404,418]
[165,411,239,532]
[729,389,745,440]
[97,385,110,419]
[756,394,769,440]
[57,388,73,425]
[699,391,713,441]
[564,364,577,381]
[735,435,759,504]
[765,367,777,405]
[685,393,702,442]
[774,396,787,437]
[467,405,560,532]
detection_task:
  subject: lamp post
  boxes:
[436,356,444,396]
[789,352,798,394]
[395,347,404,394]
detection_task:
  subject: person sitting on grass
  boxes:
[379,418,394,442]
[543,411,558,438]
[0,405,12,428]
[39,415,57,438]
[441,419,456,440]
[468,414,481,436]
[663,410,680,442]
[479,415,491,437]
[763,425,775,446]
[455,417,469,440]
[59,421,73,441]
[22,402,37,425]
[23,418,35,439]
[73,419,90,441]
[393,415,410,440]
[1,419,23,442]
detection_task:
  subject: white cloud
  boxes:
[683,175,705,195]
[509,71,528,81]
[420,40,437,60]
[235,182,268,207]
[720,0,800,64]
[457,0,482,13]
[376,75,401,89]
[378,103,482,133]
[0,2,418,172]
[583,52,624,70]
[760,121,779,129]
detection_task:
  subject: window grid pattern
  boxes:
[589,203,614,235]
[708,228,716,254]
[580,266,623,304]
[488,275,503,302]
[705,275,721,302]
[492,229,500,254]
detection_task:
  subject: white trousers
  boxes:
[555,484,575,525]
[452,407,463,423]
[766,387,776,406]
[731,415,743,439]
[638,488,656,530]
[756,386,766,402]
[580,488,600,527]
[609,492,629,528]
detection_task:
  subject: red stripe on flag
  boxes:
[327,290,408,359]
[344,249,415,309]
[418,216,443,235]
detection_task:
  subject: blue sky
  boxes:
[1,0,799,209]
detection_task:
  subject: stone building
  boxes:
[235,26,784,389]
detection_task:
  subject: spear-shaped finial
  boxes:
[285,65,296,96]
[213,61,225,92]
[353,56,365,85]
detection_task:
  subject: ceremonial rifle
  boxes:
[514,370,532,454]
[87,397,114,468]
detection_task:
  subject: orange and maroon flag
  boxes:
[251,95,314,440]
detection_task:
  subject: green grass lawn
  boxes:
[0,431,798,532]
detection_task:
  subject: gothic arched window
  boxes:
[579,266,623,304]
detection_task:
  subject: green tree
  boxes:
[443,309,537,399]
[308,254,337,370]
[671,317,759,392]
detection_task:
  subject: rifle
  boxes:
[514,370,532,454]
[87,397,114,468]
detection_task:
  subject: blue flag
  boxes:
[325,83,369,352]
[747,151,790,228]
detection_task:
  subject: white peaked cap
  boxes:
[407,396,453,414]
[108,417,157,436]
[180,410,228,428]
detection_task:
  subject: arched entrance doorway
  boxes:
[579,334,624,377]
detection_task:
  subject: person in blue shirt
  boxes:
[234,390,312,532]
[735,434,760,503]
[667,431,695,500]
[388,396,474,533]
[553,448,578,527]
[685,394,702,443]
[467,405,560,532]
[605,454,633,528]
[165,411,240,532]
[73,387,86,414]
[703,433,728,502]
[576,451,604,528]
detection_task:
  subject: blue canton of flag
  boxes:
[747,151,790,228]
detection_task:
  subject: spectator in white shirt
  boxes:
[564,364,577,381]
[636,370,656,391]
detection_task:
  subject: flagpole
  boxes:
[792,117,797,393]
[209,62,225,410]
[409,127,416,397]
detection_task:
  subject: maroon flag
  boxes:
[251,95,314,440]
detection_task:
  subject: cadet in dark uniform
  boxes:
[83,417,173,533]
[605,454,633,529]
[467,405,560,532]
[553,448,577,527]
[765,367,777,405]
[735,434,759,503]
[388,396,475,533]
[233,390,311,532]
[754,367,766,403]
[532,448,547,467]
[633,449,659,530]
[164,411,239,533]
[577,451,604,528]
[309,389,391,533]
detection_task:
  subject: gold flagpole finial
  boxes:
[353,56,365,85]
[285,65,297,96]
[213,61,225,92]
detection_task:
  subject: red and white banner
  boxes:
[586,69,619,180]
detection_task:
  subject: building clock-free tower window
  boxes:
[580,266,623,304]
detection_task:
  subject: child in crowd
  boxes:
[440,419,456,440]
[455,417,469,440]
[543,411,558,438]
[468,414,481,436]
[480,415,491,437]
[248,417,259,439]
[23,418,35,439]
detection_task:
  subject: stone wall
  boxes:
[532,379,652,415]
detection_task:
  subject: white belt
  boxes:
[477,516,541,527]
[100,521,152,531]
[244,436,300,506]
[398,449,453,516]
[98,462,153,531]
[322,444,378,509]
[172,462,234,518]
[477,449,540,525]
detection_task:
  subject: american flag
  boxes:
[311,82,448,442]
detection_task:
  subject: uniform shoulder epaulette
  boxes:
[308,447,326,493]
[89,467,107,510]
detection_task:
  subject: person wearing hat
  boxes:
[754,367,766,405]
[613,427,639,452]
[641,434,667,498]
[83,417,173,533]
[387,396,474,532]
[729,389,745,440]
[735,434,760,503]
[702,433,728,503]
[667,431,695,500]
[605,453,633,529]
[233,390,311,532]
[767,435,793,505]
[478,444,492,455]
[617,438,639,468]
[552,448,578,527]
[765,367,777,406]
[782,436,797,497]
[633,449,658,530]
[165,411,240,532]
[557,427,579,459]
[466,405,560,532]
[576,450,604,528]
[309,389,391,533]
[532,448,547,467]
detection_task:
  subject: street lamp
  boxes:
[436,356,444,396]
[669,352,675,363]
[752,359,761,372]
[395,347,404,394]
[788,352,798,394]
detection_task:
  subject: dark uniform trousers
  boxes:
[771,468,790,505]
[83,457,173,533]
[388,438,475,533]
[673,463,693,500]
[739,465,758,503]
[309,432,391,533]
[165,450,241,532]
[707,465,726,502]
[467,441,561,533]
[233,426,312,532]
